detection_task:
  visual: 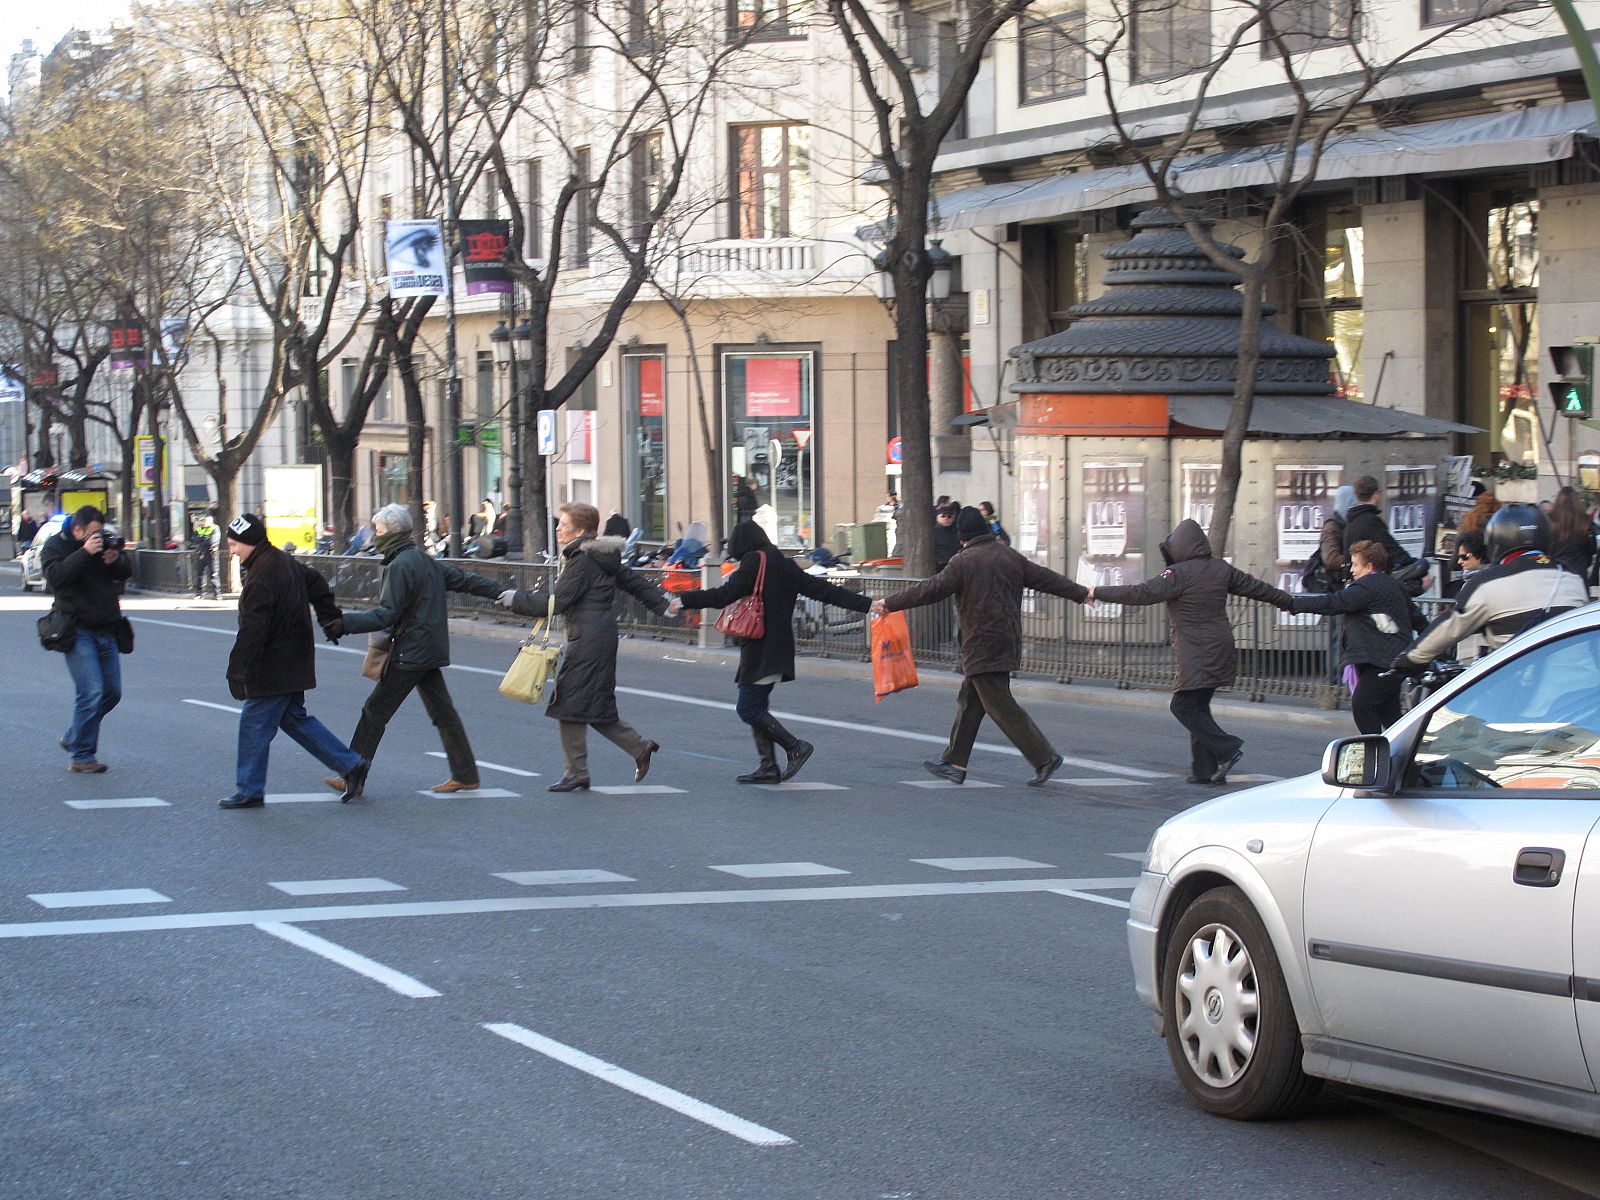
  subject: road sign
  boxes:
[1549,344,1594,419]
[537,410,556,456]
[793,428,813,452]
[887,436,902,465]
[455,423,477,447]
[478,424,502,451]
[135,435,166,488]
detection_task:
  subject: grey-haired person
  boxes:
[321,503,505,798]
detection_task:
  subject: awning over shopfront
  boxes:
[937,101,1598,231]
[1168,395,1479,436]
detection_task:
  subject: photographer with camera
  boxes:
[42,506,132,774]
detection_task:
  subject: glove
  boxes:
[1389,650,1427,678]
[227,676,247,701]
[497,589,517,609]
[322,617,345,642]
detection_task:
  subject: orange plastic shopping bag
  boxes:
[871,611,918,702]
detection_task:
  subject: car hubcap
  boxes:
[1175,922,1260,1088]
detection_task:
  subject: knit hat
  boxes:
[225,513,267,546]
[956,506,989,541]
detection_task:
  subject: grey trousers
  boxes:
[558,719,649,775]
[942,672,1055,770]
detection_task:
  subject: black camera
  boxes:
[102,534,126,553]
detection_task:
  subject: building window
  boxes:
[730,124,810,239]
[1048,227,1088,333]
[525,158,543,260]
[571,1,590,72]
[630,132,663,242]
[566,346,598,410]
[728,0,803,40]
[723,348,817,546]
[1131,0,1210,80]
[377,452,411,507]
[1460,191,1540,466]
[623,352,668,541]
[627,0,665,53]
[1420,0,1529,25]
[1296,202,1363,403]
[475,350,503,500]
[1019,4,1085,105]
[1260,0,1355,53]
[481,165,500,219]
[570,147,591,267]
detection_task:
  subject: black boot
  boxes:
[736,731,780,784]
[758,715,813,782]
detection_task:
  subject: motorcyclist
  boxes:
[1392,503,1591,675]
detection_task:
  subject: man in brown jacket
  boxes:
[872,507,1089,786]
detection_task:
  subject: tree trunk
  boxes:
[1206,262,1269,558]
[893,256,934,579]
[214,468,238,591]
[324,429,358,544]
[117,436,135,533]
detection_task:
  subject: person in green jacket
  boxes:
[321,503,503,798]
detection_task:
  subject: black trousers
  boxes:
[351,666,478,784]
[1169,688,1242,778]
[943,672,1055,770]
[1351,664,1403,735]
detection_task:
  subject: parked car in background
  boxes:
[1129,600,1600,1137]
[19,514,68,591]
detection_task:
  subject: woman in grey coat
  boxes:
[1090,520,1294,784]
[498,502,671,791]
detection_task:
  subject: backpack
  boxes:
[1298,552,1335,594]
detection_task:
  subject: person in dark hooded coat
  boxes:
[498,502,671,792]
[1090,520,1294,784]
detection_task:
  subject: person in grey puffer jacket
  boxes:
[1290,540,1427,734]
[1090,520,1294,784]
[323,503,504,798]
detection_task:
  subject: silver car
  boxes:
[1129,601,1600,1137]
[19,514,67,591]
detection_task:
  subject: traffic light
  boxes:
[1548,344,1594,419]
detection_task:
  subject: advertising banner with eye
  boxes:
[385,219,449,297]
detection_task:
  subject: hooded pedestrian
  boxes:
[1315,484,1356,588]
[1090,520,1295,784]
[872,506,1088,786]
[321,504,505,797]
[497,502,671,791]
[674,520,872,783]
[220,513,365,808]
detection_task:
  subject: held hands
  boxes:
[321,617,345,643]
[665,595,683,619]
[869,598,888,617]
[496,589,518,609]
[1083,587,1096,606]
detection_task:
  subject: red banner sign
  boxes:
[745,356,802,417]
[638,357,664,417]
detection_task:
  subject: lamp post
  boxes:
[489,314,527,557]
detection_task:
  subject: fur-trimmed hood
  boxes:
[572,534,626,572]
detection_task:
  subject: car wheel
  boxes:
[1160,886,1320,1120]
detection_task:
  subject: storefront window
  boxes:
[1461,192,1539,464]
[723,348,816,547]
[377,452,411,507]
[1297,202,1363,402]
[623,352,667,541]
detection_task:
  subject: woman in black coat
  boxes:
[674,521,871,783]
[499,502,670,792]
[1289,539,1428,735]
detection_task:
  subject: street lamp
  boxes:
[488,316,528,557]
[871,237,954,303]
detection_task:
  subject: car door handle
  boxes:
[1512,847,1566,888]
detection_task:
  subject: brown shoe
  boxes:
[324,776,345,793]
[431,779,480,794]
[68,760,108,774]
[634,741,660,783]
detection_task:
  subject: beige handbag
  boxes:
[499,594,560,705]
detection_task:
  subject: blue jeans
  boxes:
[236,692,362,800]
[735,682,775,727]
[64,627,122,762]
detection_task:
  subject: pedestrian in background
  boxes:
[16,510,38,552]
[873,506,1087,786]
[1343,475,1419,573]
[1089,520,1295,784]
[497,502,670,792]
[1316,484,1356,587]
[191,509,220,598]
[978,501,1010,547]
[220,513,365,808]
[1289,540,1427,734]
[932,501,962,569]
[1457,488,1500,537]
[43,505,131,774]
[1549,485,1595,580]
[674,520,871,783]
[321,504,504,798]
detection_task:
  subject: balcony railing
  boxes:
[672,238,817,277]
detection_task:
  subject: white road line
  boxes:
[134,617,1172,780]
[483,1021,794,1148]
[426,752,540,777]
[64,797,171,810]
[182,698,241,714]
[1229,773,1285,783]
[263,793,339,804]
[709,863,849,879]
[29,888,171,909]
[494,870,636,885]
[1051,778,1145,788]
[0,876,1142,939]
[255,922,441,998]
[901,779,1002,790]
[913,857,1055,872]
[1051,888,1132,910]
[269,879,406,897]
[591,785,686,795]
[415,788,520,799]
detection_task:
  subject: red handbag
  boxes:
[715,549,767,639]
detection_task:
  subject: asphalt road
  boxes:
[2,572,1595,1199]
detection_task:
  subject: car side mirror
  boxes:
[1321,736,1392,790]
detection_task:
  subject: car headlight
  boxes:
[1129,871,1163,924]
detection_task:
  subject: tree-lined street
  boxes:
[2,578,1594,1198]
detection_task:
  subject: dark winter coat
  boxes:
[227,542,341,699]
[1094,520,1294,692]
[1317,515,1348,582]
[680,547,871,685]
[342,541,501,672]
[42,527,132,629]
[508,535,668,723]
[1290,570,1427,668]
[882,534,1087,677]
[932,521,962,570]
[1551,532,1596,580]
[1342,503,1415,569]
